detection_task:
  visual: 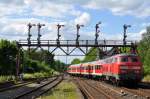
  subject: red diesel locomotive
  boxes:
[67,53,143,85]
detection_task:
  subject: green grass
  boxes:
[24,72,52,79]
[143,75,150,82]
[0,75,15,83]
[40,80,81,99]
[0,71,58,83]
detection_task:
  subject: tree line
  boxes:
[0,39,66,75]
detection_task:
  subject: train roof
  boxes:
[114,53,138,57]
[96,53,138,63]
[69,63,81,68]
[102,53,138,59]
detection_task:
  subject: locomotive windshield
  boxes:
[120,57,128,62]
[119,56,139,62]
[130,57,138,62]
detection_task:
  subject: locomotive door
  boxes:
[80,64,82,75]
[88,65,91,78]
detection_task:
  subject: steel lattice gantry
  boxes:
[17,39,137,55]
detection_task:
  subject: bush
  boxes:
[143,75,150,82]
[24,59,53,73]
[0,75,15,83]
[23,72,54,79]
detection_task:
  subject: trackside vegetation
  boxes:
[0,39,66,82]
[40,78,81,99]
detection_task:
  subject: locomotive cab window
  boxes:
[112,58,118,63]
[120,57,128,62]
[130,57,138,62]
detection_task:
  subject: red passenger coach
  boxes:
[67,64,81,76]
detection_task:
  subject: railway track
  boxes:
[14,75,63,99]
[0,75,62,99]
[0,81,37,92]
[0,76,58,93]
[121,87,150,99]
[74,77,150,99]
[95,81,150,99]
[75,78,116,99]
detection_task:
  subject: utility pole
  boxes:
[76,24,84,46]
[56,24,64,46]
[37,23,45,46]
[95,22,101,45]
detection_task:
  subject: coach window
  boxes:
[82,67,84,70]
[96,65,98,69]
[115,58,118,62]
[88,66,90,70]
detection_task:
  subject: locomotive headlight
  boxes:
[121,70,127,73]
[120,66,128,69]
[132,67,141,69]
[135,70,140,73]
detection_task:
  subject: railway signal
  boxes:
[27,23,36,54]
[37,23,45,46]
[27,23,36,43]
[76,24,84,46]
[123,24,131,45]
[56,24,64,45]
[95,22,101,45]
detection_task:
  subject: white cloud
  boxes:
[139,29,146,35]
[0,0,82,19]
[141,23,150,27]
[32,3,74,18]
[0,0,149,19]
[0,17,60,40]
[84,0,150,17]
[74,12,91,25]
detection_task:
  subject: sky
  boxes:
[0,0,149,63]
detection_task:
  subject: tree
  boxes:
[137,26,150,75]
[82,47,99,62]
[70,47,103,64]
[0,40,18,75]
[71,58,81,64]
